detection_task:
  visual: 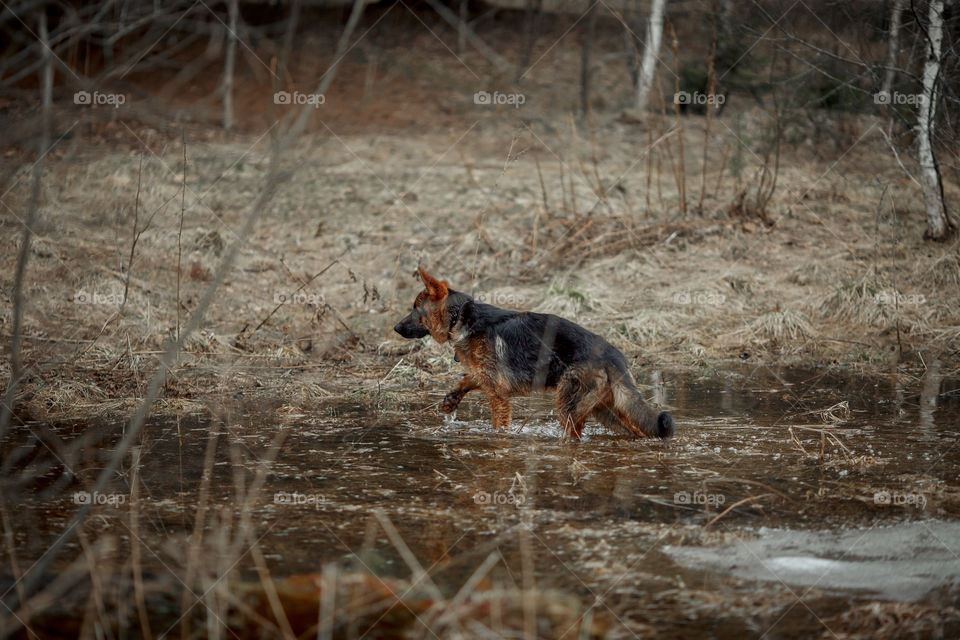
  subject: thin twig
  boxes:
[698,8,718,213]
[250,249,348,334]
[373,510,443,600]
[421,0,513,73]
[129,446,153,640]
[120,154,145,315]
[282,0,367,148]
[176,134,186,343]
[703,494,772,529]
[0,8,52,445]
[250,546,298,640]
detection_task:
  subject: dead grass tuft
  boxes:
[534,273,617,319]
[747,309,815,341]
[821,275,935,335]
[615,310,685,348]
[787,262,831,287]
[919,245,960,287]
[183,330,230,354]
[823,276,893,327]
[24,379,111,417]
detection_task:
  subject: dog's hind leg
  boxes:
[556,368,605,441]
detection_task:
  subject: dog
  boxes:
[393,267,674,440]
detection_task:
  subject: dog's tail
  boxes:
[610,375,674,439]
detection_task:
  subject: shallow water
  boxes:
[4,363,960,637]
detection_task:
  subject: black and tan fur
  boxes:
[394,268,675,440]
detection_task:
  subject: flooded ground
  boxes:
[4,363,960,638]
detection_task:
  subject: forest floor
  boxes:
[1,24,958,421]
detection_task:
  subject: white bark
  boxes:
[635,0,666,110]
[880,0,905,96]
[917,0,952,240]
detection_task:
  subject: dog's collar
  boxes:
[448,301,464,331]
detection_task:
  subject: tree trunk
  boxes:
[580,2,597,115]
[717,0,735,75]
[917,0,955,241]
[458,0,467,56]
[519,0,543,80]
[880,0,905,96]
[223,0,238,130]
[718,0,734,45]
[635,0,666,110]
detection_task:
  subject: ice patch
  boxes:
[666,520,960,601]
[766,556,843,574]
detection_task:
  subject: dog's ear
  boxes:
[418,266,449,301]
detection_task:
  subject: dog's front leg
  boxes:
[442,374,478,413]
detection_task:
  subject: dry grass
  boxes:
[6,125,957,420]
[747,309,816,342]
[823,275,901,328]
[823,601,960,639]
[920,245,960,287]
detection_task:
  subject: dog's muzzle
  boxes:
[394,314,430,339]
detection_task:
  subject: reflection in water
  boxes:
[919,356,941,433]
[2,366,959,638]
[650,369,666,407]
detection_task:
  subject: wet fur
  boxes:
[394,268,675,440]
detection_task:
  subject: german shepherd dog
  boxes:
[394,268,675,440]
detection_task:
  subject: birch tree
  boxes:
[917,0,955,241]
[635,0,666,110]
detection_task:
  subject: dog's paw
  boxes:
[441,392,462,413]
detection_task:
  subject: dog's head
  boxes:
[394,267,456,343]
